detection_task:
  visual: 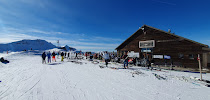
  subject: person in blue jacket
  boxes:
[47,51,51,63]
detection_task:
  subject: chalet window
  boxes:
[179,54,184,59]
[189,54,194,59]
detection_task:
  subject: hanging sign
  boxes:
[139,40,155,48]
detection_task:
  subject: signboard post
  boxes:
[139,40,155,68]
[198,54,202,80]
[57,40,59,47]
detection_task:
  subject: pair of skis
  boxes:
[190,76,210,87]
[132,71,145,77]
[98,65,119,70]
[152,73,167,80]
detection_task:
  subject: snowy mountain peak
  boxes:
[64,45,70,48]
[0,39,56,52]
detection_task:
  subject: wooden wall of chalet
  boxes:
[117,26,205,68]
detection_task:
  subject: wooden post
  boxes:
[198,54,202,80]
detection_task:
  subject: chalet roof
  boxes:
[116,25,209,50]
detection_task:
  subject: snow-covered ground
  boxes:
[0,51,20,58]
[0,51,210,100]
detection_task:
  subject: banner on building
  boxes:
[128,51,139,57]
[153,55,163,59]
[164,55,171,59]
[141,48,153,52]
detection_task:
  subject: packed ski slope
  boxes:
[0,51,210,100]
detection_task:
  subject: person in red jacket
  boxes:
[52,51,56,62]
[85,53,88,59]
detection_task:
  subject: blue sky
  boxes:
[0,0,210,52]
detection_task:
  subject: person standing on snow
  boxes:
[42,52,46,64]
[75,53,78,59]
[99,53,102,60]
[103,51,110,67]
[89,53,93,61]
[122,52,129,69]
[52,51,56,62]
[61,52,64,62]
[67,52,70,59]
[64,52,67,58]
[57,51,60,58]
[47,51,51,63]
[85,53,87,59]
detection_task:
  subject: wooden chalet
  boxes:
[116,25,210,69]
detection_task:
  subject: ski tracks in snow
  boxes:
[1,53,210,100]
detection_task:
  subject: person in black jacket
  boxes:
[133,57,137,66]
[67,52,70,59]
[123,52,129,69]
[42,52,46,64]
[0,57,9,64]
[64,52,67,58]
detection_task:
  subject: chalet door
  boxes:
[141,48,153,60]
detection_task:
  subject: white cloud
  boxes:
[0,27,66,35]
[94,36,122,42]
[67,40,118,46]
[0,33,40,43]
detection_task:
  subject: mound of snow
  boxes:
[0,39,56,52]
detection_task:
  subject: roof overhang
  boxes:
[115,25,209,50]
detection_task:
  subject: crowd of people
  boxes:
[41,51,82,64]
[84,51,137,69]
[41,50,138,69]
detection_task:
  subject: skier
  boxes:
[85,53,87,59]
[133,57,137,66]
[42,52,46,64]
[52,51,56,62]
[64,52,67,58]
[69,52,72,59]
[61,52,64,62]
[122,52,129,69]
[67,52,70,59]
[89,53,93,61]
[75,53,78,59]
[99,53,102,60]
[57,51,60,58]
[47,51,51,63]
[103,51,110,67]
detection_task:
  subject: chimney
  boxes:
[168,29,171,33]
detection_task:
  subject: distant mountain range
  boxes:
[0,39,56,52]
